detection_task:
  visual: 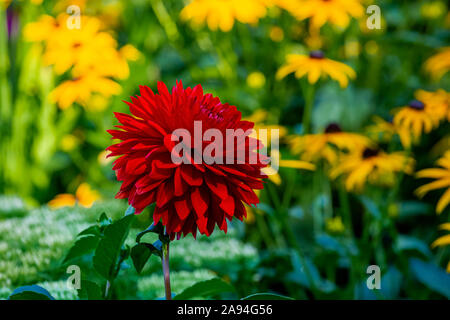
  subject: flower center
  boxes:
[408,100,425,110]
[309,50,325,59]
[324,122,342,133]
[362,148,379,159]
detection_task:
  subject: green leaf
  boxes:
[131,244,152,274]
[78,225,101,237]
[287,252,336,293]
[174,278,235,300]
[241,293,293,300]
[358,196,381,219]
[64,235,100,263]
[93,214,135,280]
[398,201,432,219]
[77,280,103,300]
[409,258,450,298]
[396,235,432,258]
[8,285,55,300]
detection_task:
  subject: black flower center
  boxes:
[309,50,325,59]
[362,148,379,159]
[324,123,342,133]
[409,100,425,110]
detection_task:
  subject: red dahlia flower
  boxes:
[107,81,267,239]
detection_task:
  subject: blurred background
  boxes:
[0,0,449,299]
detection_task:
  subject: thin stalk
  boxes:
[149,0,179,42]
[301,82,316,134]
[338,180,353,237]
[162,242,172,300]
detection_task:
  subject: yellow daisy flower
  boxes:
[276,0,364,29]
[416,151,450,214]
[365,116,416,149]
[48,183,101,209]
[49,74,122,110]
[424,47,450,80]
[431,223,450,273]
[330,148,414,192]
[393,93,448,147]
[288,123,372,164]
[180,0,272,32]
[276,51,356,88]
[416,89,450,122]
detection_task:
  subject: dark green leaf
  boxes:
[93,214,135,280]
[78,225,101,237]
[64,235,100,263]
[409,258,450,298]
[77,280,103,300]
[241,293,293,300]
[174,278,235,300]
[8,285,55,300]
[131,244,152,274]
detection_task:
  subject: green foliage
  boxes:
[241,293,294,300]
[174,278,236,300]
[93,214,134,280]
[409,258,450,299]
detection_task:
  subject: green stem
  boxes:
[149,0,179,42]
[254,213,276,249]
[162,241,172,300]
[338,180,353,237]
[301,82,316,134]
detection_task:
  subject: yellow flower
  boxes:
[246,71,266,89]
[60,134,80,152]
[416,151,450,214]
[25,13,138,78]
[49,74,121,110]
[276,0,364,29]
[424,47,450,80]
[269,26,284,42]
[416,89,450,122]
[365,116,396,143]
[393,92,448,147]
[23,15,61,43]
[288,123,372,165]
[330,148,414,192]
[180,0,272,32]
[326,216,345,234]
[0,0,11,9]
[431,223,450,273]
[276,51,356,88]
[365,116,415,149]
[244,109,288,147]
[48,183,101,209]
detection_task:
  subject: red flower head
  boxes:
[107,81,267,239]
